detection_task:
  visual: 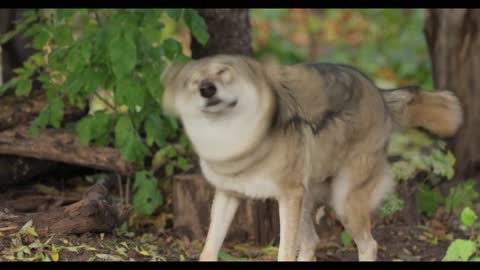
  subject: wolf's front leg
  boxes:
[277,189,304,261]
[199,190,240,261]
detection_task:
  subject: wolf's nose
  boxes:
[199,80,217,98]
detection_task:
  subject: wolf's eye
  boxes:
[216,68,227,76]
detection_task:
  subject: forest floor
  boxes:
[0,177,474,262]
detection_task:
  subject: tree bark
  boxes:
[425,9,480,179]
[0,184,131,236]
[172,9,280,246]
[1,9,38,89]
[0,125,135,176]
[173,174,280,245]
[191,9,253,59]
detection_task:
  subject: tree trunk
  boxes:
[425,9,480,179]
[191,9,253,59]
[173,9,280,246]
[1,9,38,90]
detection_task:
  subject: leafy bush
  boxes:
[0,9,207,216]
[387,129,457,217]
[443,207,479,261]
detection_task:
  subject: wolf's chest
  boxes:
[200,161,281,199]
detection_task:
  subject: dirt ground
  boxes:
[0,179,471,262]
[0,223,456,261]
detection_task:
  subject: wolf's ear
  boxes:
[162,63,185,116]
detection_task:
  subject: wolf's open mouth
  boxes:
[228,100,238,108]
[206,98,222,107]
[202,98,238,113]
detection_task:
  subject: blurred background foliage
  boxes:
[166,9,433,91]
[250,9,433,90]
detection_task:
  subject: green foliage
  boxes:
[218,250,252,262]
[133,171,163,216]
[340,230,353,247]
[416,184,444,216]
[388,129,456,183]
[445,180,479,214]
[461,207,478,227]
[322,9,433,90]
[443,239,477,261]
[443,207,479,262]
[379,192,405,218]
[1,9,207,216]
[251,9,306,64]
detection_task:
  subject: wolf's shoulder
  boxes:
[304,63,374,84]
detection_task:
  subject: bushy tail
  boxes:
[381,87,463,138]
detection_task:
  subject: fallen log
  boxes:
[0,184,131,235]
[0,125,135,176]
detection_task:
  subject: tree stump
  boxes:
[173,174,280,245]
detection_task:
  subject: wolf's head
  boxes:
[163,55,270,117]
[161,55,276,162]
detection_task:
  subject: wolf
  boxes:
[162,54,462,261]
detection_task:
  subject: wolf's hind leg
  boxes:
[331,157,393,261]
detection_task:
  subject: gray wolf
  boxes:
[162,55,463,261]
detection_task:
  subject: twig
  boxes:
[125,176,131,205]
[0,226,18,232]
[117,174,124,204]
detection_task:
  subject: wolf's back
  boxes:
[381,87,463,138]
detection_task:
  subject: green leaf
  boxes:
[0,79,17,93]
[48,97,64,128]
[115,77,145,110]
[133,171,163,216]
[16,78,33,96]
[26,227,38,238]
[446,180,479,213]
[51,244,59,262]
[32,29,51,50]
[443,239,476,261]
[183,9,209,46]
[29,96,64,136]
[175,156,190,171]
[218,250,251,262]
[114,116,149,162]
[144,115,168,147]
[56,9,77,21]
[460,207,478,227]
[76,112,112,146]
[416,184,444,216]
[53,25,73,46]
[109,32,137,79]
[340,230,353,247]
[166,9,183,20]
[162,39,182,60]
[165,163,175,176]
[380,192,405,217]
